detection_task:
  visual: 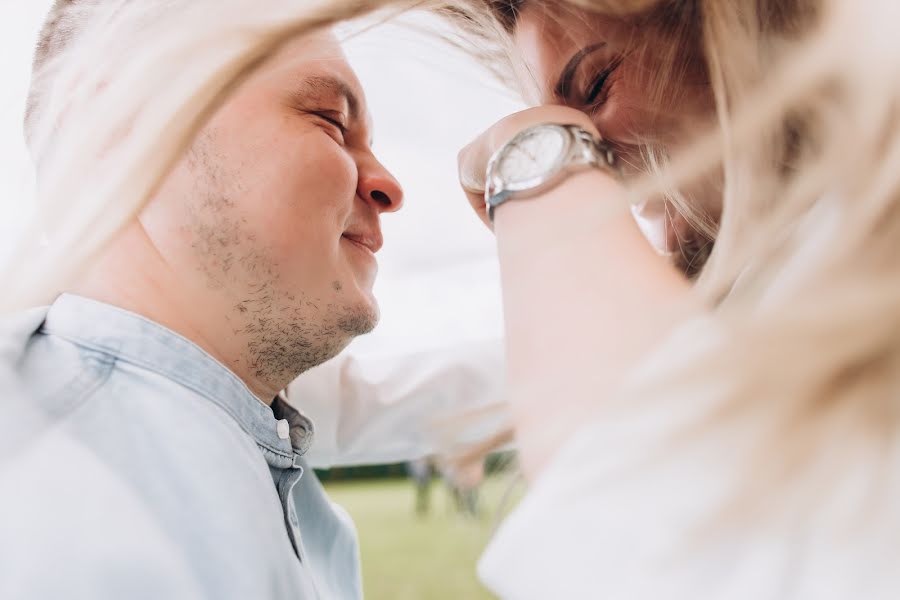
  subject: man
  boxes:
[0,2,403,598]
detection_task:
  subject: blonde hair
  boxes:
[7,0,900,520]
[445,0,900,517]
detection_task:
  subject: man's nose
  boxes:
[358,157,404,213]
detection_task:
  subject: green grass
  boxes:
[325,477,519,600]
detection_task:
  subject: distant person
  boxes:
[407,456,434,516]
[445,459,484,518]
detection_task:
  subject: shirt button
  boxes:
[276,419,290,440]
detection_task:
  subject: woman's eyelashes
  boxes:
[583,58,622,106]
[585,70,611,104]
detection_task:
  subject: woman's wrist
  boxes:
[491,168,628,241]
[490,168,698,479]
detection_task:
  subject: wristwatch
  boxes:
[484,123,618,223]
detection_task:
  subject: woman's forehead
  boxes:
[512,6,596,100]
[512,5,636,100]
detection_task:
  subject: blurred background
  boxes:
[0,2,525,598]
[319,456,521,600]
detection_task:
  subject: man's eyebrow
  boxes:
[296,74,361,121]
[553,42,608,101]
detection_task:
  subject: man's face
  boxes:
[141,30,403,383]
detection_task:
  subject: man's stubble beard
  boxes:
[238,290,378,384]
[185,132,378,388]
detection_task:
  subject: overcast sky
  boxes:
[0,2,525,360]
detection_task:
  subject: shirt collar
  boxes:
[42,294,313,469]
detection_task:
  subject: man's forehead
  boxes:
[273,30,355,81]
[270,30,367,104]
[279,28,345,60]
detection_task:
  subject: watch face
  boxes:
[496,125,570,190]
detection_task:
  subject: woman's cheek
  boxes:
[594,68,665,146]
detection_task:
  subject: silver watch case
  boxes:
[484,123,617,223]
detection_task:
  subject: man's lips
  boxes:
[341,231,383,254]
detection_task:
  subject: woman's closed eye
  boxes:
[583,58,622,107]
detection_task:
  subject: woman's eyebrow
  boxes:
[554,42,608,100]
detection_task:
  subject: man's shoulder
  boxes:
[0,307,274,514]
[0,427,207,599]
[36,357,274,495]
[0,304,316,598]
[2,308,248,454]
[0,375,303,598]
[0,305,50,364]
[1,303,115,419]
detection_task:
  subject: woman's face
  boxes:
[512,2,714,165]
[511,2,718,266]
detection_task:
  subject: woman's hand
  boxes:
[457,105,604,229]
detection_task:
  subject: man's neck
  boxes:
[69,223,282,404]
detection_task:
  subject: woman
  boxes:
[448,0,900,598]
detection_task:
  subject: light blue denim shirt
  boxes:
[0,294,361,599]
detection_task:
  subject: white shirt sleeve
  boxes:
[477,318,900,600]
[288,340,511,469]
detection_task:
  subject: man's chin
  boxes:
[337,299,379,337]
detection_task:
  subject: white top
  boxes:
[289,339,509,468]
[478,318,900,599]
